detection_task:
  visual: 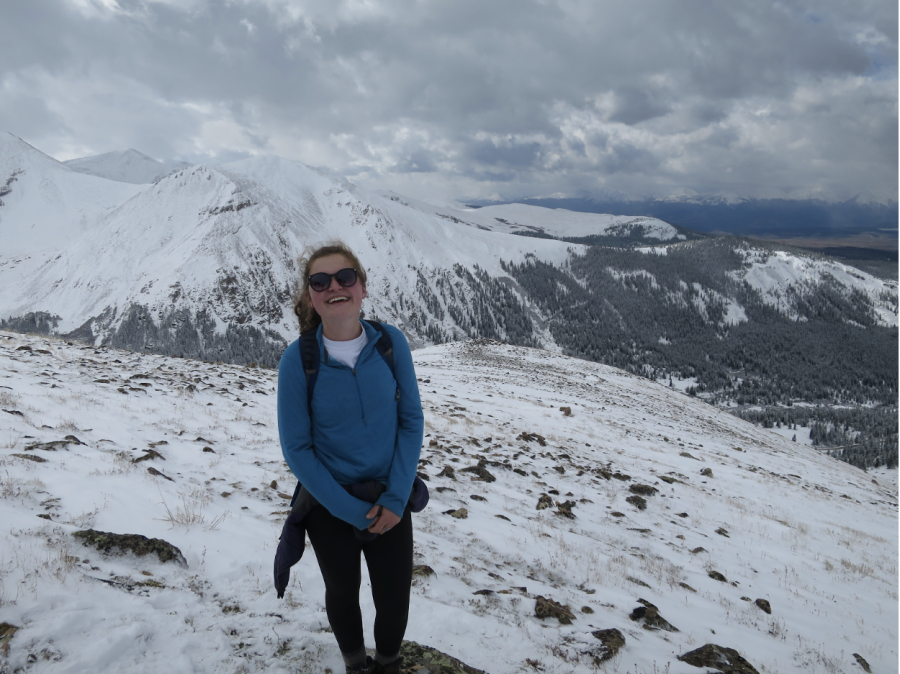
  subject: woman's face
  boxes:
[306,253,367,325]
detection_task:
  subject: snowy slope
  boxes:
[0,331,895,673]
[0,134,143,258]
[380,193,684,241]
[63,149,191,185]
[0,152,578,349]
[0,136,895,368]
[733,248,898,327]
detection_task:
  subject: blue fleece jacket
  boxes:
[277,321,424,529]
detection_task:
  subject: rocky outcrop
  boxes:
[677,644,759,674]
[72,529,187,566]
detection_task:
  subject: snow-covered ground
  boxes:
[0,331,896,673]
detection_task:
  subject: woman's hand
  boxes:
[365,505,401,534]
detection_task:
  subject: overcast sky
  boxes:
[1,0,896,203]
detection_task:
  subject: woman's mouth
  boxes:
[326,296,350,304]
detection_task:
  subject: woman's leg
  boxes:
[362,509,413,659]
[305,506,366,655]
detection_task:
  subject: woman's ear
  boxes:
[361,284,368,300]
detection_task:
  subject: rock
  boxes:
[0,622,18,657]
[132,449,165,463]
[680,451,699,460]
[629,484,658,496]
[701,467,714,478]
[536,493,553,510]
[534,595,575,624]
[754,598,771,614]
[852,653,872,673]
[555,500,577,518]
[516,431,546,446]
[13,453,47,462]
[708,570,728,582]
[460,464,496,482]
[437,465,456,480]
[581,606,594,614]
[716,527,730,537]
[446,508,468,519]
[72,529,187,566]
[146,467,174,481]
[202,446,215,453]
[586,628,625,664]
[691,547,706,554]
[412,564,435,577]
[559,406,572,416]
[399,640,488,673]
[626,495,647,510]
[629,599,678,632]
[677,644,759,673]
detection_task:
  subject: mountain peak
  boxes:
[63,148,190,184]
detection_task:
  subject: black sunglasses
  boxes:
[308,268,359,292]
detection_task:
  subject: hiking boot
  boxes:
[372,656,403,674]
[345,655,375,674]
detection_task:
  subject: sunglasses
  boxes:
[308,268,359,292]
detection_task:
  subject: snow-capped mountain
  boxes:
[0,331,896,673]
[378,192,686,241]
[0,134,143,258]
[0,133,895,390]
[63,148,191,185]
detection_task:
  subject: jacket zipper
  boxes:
[351,368,365,420]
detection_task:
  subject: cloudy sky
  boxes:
[1,0,896,203]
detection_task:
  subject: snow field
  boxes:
[0,331,896,673]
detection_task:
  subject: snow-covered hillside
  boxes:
[733,248,898,327]
[0,331,895,673]
[0,133,896,375]
[380,194,684,241]
[63,149,190,185]
[0,135,143,258]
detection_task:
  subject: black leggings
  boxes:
[305,505,413,656]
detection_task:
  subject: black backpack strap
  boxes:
[299,330,320,417]
[366,321,399,401]
[366,321,394,374]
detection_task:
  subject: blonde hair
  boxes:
[292,241,368,333]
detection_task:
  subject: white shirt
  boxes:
[322,323,369,369]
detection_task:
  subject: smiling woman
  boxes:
[277,241,425,674]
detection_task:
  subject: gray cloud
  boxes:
[0,0,895,203]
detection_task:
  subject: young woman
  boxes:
[277,242,424,674]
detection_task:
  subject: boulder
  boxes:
[399,640,488,673]
[677,644,759,674]
[585,628,625,663]
[72,529,187,566]
[629,599,678,632]
[534,595,575,624]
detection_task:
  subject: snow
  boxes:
[1,331,896,673]
[63,149,190,185]
[2,135,895,355]
[732,249,898,327]
[0,134,144,259]
[378,195,682,241]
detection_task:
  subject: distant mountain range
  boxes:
[0,133,896,446]
[467,195,899,253]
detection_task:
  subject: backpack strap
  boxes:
[299,330,320,418]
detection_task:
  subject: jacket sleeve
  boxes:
[277,343,374,529]
[375,326,425,518]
